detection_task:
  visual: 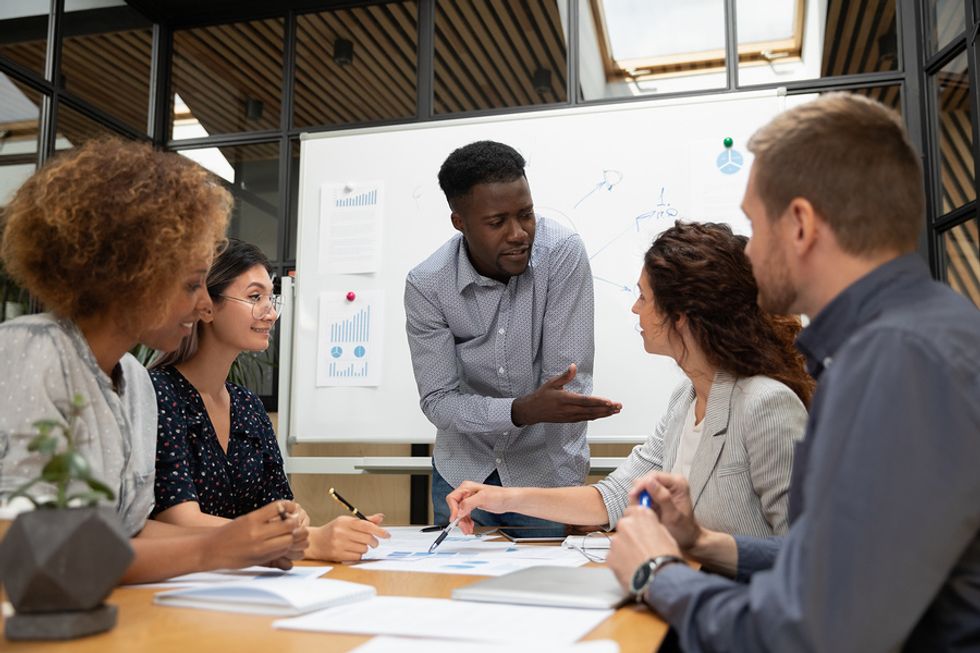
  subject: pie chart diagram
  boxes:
[716,148,744,175]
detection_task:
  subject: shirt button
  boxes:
[496,458,502,464]
[498,328,506,335]
[498,367,505,374]
[503,431,509,436]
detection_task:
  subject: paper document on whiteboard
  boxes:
[316,290,384,387]
[319,182,383,274]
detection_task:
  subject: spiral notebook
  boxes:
[154,575,376,616]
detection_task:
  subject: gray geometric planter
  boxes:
[0,506,134,640]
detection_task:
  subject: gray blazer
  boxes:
[593,371,806,537]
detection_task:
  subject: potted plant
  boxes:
[0,394,134,640]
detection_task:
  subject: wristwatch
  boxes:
[630,555,684,603]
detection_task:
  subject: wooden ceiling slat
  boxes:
[212,23,283,87]
[62,36,150,112]
[435,9,505,109]
[527,0,568,96]
[485,0,542,104]
[364,3,418,86]
[330,7,416,106]
[467,0,536,105]
[831,0,866,76]
[294,16,367,124]
[507,1,563,99]
[188,26,282,107]
[821,0,843,75]
[172,54,261,134]
[295,15,400,123]
[310,11,411,116]
[434,10,493,111]
[446,2,520,107]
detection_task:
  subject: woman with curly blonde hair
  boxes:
[0,138,307,583]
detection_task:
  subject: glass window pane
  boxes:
[737,0,897,87]
[942,218,980,307]
[179,143,281,261]
[0,74,43,165]
[580,0,725,101]
[436,0,568,113]
[55,102,121,149]
[295,2,417,128]
[171,19,283,139]
[926,0,966,57]
[934,51,974,214]
[61,1,152,135]
[287,139,299,261]
[0,1,49,78]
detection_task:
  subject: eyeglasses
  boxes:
[565,531,611,563]
[220,293,282,320]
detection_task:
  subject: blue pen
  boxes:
[638,489,652,508]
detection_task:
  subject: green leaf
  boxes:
[85,476,115,501]
[27,432,59,455]
[66,452,91,478]
[40,454,71,482]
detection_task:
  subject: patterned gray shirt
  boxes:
[0,314,157,535]
[405,216,595,489]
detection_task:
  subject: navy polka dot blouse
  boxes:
[149,365,292,519]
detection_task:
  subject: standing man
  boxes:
[606,93,980,651]
[405,140,621,526]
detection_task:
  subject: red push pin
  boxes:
[346,291,356,302]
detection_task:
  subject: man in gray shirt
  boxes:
[606,94,980,650]
[405,141,621,526]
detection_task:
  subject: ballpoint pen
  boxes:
[328,487,369,521]
[428,514,463,553]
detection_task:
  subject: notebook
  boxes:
[153,575,376,616]
[451,565,627,609]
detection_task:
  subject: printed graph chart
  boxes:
[335,188,378,207]
[317,290,384,387]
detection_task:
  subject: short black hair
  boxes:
[438,141,526,206]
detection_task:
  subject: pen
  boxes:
[329,487,369,521]
[428,514,463,553]
[277,502,288,521]
[638,489,652,508]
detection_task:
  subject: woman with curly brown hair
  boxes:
[0,138,307,583]
[447,221,813,539]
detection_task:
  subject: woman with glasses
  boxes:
[0,139,308,583]
[149,239,390,561]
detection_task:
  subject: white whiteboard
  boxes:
[291,89,783,443]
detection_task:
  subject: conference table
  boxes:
[2,544,669,652]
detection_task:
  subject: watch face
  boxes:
[631,560,652,595]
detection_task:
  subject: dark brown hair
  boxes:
[747,92,923,256]
[1,138,231,331]
[644,221,814,407]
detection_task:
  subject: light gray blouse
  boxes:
[0,314,157,535]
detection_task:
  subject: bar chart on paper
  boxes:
[317,289,384,387]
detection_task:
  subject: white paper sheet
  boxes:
[124,565,332,590]
[355,527,587,576]
[316,289,384,387]
[274,596,613,644]
[349,636,620,653]
[318,182,384,274]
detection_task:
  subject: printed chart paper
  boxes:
[316,289,384,387]
[319,182,384,274]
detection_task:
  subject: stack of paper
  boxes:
[154,575,375,616]
[349,636,619,653]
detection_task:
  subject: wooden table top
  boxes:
[2,555,668,652]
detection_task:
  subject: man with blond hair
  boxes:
[606,93,980,651]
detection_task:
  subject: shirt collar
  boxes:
[454,237,514,293]
[796,253,929,378]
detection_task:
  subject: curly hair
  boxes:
[1,138,231,332]
[438,140,526,208]
[645,221,814,407]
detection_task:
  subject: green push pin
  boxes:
[723,137,734,149]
